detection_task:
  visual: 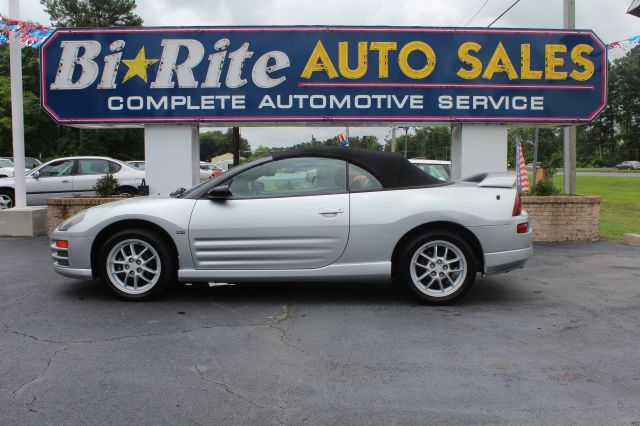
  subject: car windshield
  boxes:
[0,159,13,168]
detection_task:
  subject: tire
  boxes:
[97,229,176,300]
[0,189,14,210]
[399,231,477,305]
[118,186,137,197]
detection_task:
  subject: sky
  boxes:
[2,0,639,149]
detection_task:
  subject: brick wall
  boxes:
[47,197,124,235]
[521,195,601,242]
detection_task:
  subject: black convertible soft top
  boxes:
[270,146,443,189]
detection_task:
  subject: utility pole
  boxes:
[532,127,539,188]
[9,0,27,208]
[563,0,577,194]
[391,127,397,152]
[403,127,409,158]
[232,127,240,167]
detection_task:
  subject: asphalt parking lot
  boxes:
[1,237,639,425]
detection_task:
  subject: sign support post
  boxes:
[451,124,507,180]
[144,125,200,196]
[564,0,577,194]
[9,0,26,208]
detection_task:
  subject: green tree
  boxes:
[0,47,61,159]
[200,129,251,162]
[41,0,143,27]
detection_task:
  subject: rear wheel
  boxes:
[399,231,477,304]
[0,189,14,210]
[98,229,176,300]
[118,186,137,197]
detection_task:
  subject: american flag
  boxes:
[337,132,348,147]
[516,137,530,193]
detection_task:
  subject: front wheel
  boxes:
[399,231,477,304]
[98,229,176,300]
[0,189,14,210]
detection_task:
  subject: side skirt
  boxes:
[178,261,391,283]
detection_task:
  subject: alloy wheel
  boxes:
[106,239,161,295]
[409,240,467,298]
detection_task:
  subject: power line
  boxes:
[456,0,488,26]
[487,0,522,27]
[464,0,490,27]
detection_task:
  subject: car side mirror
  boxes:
[32,171,40,179]
[206,185,231,200]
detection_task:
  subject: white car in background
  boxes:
[0,158,29,178]
[409,159,451,181]
[0,156,145,209]
[125,161,223,181]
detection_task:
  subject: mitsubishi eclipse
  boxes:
[51,147,532,304]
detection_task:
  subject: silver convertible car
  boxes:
[51,148,532,304]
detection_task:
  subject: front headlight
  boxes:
[57,211,86,231]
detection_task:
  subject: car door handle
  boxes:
[61,179,70,183]
[318,208,344,216]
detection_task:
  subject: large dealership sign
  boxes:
[40,26,607,125]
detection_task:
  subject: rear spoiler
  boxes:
[461,172,516,188]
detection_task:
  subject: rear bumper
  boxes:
[484,246,533,274]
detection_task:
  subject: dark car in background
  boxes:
[615,161,640,170]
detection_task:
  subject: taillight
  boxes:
[512,192,522,216]
[517,223,529,234]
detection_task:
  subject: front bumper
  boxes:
[52,264,93,280]
[50,232,94,280]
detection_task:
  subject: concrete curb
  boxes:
[623,233,640,246]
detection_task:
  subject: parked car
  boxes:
[215,160,234,171]
[615,160,640,170]
[0,158,21,178]
[0,157,43,177]
[0,156,145,209]
[409,159,451,181]
[126,161,221,181]
[200,162,224,180]
[50,147,532,304]
[525,161,542,171]
[127,160,145,170]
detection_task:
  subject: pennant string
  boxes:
[0,15,54,48]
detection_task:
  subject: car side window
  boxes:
[347,163,383,192]
[109,162,122,173]
[38,160,75,177]
[228,157,347,198]
[77,159,111,175]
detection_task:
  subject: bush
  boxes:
[531,180,560,196]
[93,174,120,197]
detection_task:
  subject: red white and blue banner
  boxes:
[0,16,53,48]
[337,131,348,146]
[515,137,530,193]
[40,26,607,126]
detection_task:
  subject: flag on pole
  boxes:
[337,132,349,147]
[515,137,530,193]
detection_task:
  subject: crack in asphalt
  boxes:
[26,393,44,416]
[194,364,269,410]
[3,302,309,417]
[12,345,70,399]
[2,321,266,345]
[267,303,311,357]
